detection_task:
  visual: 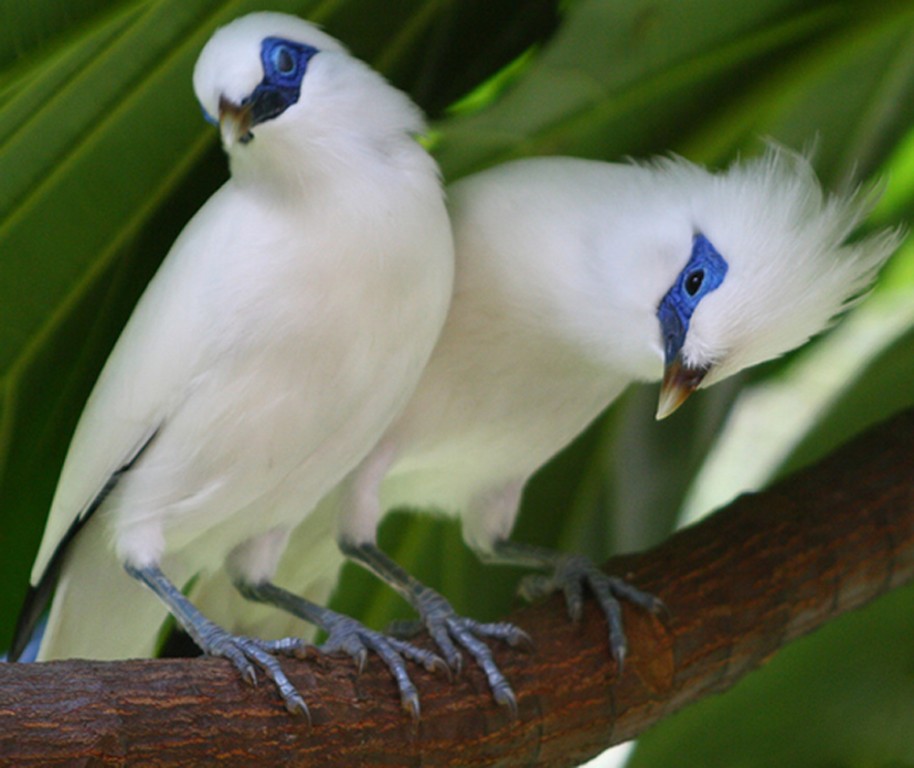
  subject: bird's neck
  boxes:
[228,130,432,204]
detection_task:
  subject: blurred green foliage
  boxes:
[1,1,913,764]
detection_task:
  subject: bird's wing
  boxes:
[15,187,242,657]
[11,186,249,661]
[9,420,159,660]
[33,514,172,661]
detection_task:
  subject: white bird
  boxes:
[265,147,899,712]
[10,12,454,719]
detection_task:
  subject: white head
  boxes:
[192,13,427,182]
[653,147,900,417]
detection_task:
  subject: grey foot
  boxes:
[203,628,310,720]
[411,589,532,718]
[319,612,448,720]
[125,562,310,720]
[519,553,663,669]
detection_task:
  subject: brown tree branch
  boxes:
[2,407,913,767]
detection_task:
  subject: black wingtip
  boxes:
[9,582,49,662]
[8,426,161,662]
[8,511,87,662]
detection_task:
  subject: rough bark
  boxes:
[1,408,913,767]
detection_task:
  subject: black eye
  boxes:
[273,45,296,75]
[685,269,705,296]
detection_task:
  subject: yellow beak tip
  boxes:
[656,358,709,420]
[655,388,687,420]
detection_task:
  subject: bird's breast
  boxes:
[111,173,452,559]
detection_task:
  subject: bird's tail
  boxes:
[38,522,170,661]
[36,506,347,659]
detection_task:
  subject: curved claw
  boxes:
[414,590,524,710]
[520,553,662,670]
[384,635,451,679]
[207,633,312,724]
[651,596,672,622]
[492,680,519,720]
[478,621,534,652]
[402,689,421,722]
[607,576,667,615]
[124,564,311,721]
[336,543,525,711]
[319,612,445,718]
[427,619,463,676]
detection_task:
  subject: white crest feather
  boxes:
[658,146,901,384]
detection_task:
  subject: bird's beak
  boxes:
[218,95,254,148]
[656,355,709,420]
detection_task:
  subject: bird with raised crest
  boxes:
[267,147,899,714]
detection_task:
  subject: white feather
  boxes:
[30,12,453,661]
[268,148,899,623]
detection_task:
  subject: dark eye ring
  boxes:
[685,269,705,296]
[273,45,296,75]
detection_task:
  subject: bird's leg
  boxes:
[235,579,447,720]
[486,539,664,670]
[340,540,531,717]
[125,563,310,720]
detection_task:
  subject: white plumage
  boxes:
[13,12,454,715]
[273,148,899,708]
[372,150,894,537]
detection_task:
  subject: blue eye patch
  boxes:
[656,234,728,363]
[242,37,319,129]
